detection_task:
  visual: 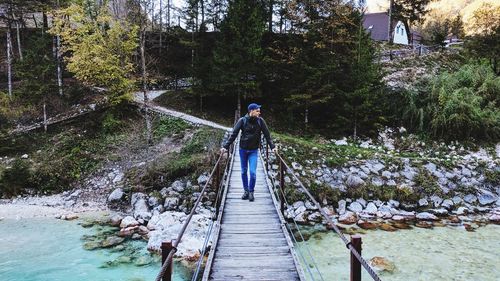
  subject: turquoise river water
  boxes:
[0,217,498,281]
[297,224,500,281]
[0,217,191,281]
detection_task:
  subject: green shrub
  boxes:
[485,170,500,185]
[153,117,191,140]
[0,159,32,197]
[101,111,123,134]
[413,169,442,196]
[429,63,500,141]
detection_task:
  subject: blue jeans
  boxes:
[239,149,258,192]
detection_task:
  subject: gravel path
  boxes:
[133,90,232,131]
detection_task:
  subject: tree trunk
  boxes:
[16,21,23,60]
[304,106,309,131]
[159,0,162,55]
[237,90,241,116]
[388,0,393,43]
[43,103,47,132]
[268,0,273,32]
[33,14,38,28]
[141,30,152,145]
[7,25,13,98]
[200,93,203,113]
[167,0,170,28]
[43,12,48,33]
[201,0,205,30]
[57,34,63,96]
[353,109,358,140]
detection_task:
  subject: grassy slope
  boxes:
[0,105,225,198]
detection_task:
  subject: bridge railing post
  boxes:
[161,240,174,281]
[214,160,222,220]
[265,143,269,170]
[350,235,362,281]
[279,158,285,214]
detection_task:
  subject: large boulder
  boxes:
[146,211,211,259]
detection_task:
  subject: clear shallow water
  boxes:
[0,217,191,281]
[297,224,500,281]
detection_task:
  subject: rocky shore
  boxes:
[273,128,499,231]
[2,127,498,264]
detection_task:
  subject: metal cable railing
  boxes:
[276,184,325,281]
[156,112,239,281]
[154,153,224,281]
[260,137,382,281]
[191,136,235,281]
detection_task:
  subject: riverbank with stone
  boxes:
[273,128,499,230]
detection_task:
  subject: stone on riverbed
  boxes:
[101,236,125,248]
[369,256,396,273]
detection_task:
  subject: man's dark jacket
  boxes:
[223,114,275,150]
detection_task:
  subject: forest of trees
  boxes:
[0,0,499,141]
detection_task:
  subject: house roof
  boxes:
[363,12,391,41]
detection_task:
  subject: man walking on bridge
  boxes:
[221,103,277,202]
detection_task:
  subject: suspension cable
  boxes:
[274,152,382,281]
[155,153,224,281]
[275,185,325,281]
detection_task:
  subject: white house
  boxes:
[363,12,420,45]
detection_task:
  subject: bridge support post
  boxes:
[161,241,174,281]
[350,235,362,281]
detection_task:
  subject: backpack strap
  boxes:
[242,117,262,131]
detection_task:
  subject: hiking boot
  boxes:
[249,192,254,202]
[241,191,249,200]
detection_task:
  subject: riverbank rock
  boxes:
[108,188,124,202]
[478,193,497,206]
[369,256,396,273]
[416,212,439,221]
[120,216,139,228]
[339,211,357,224]
[146,210,210,259]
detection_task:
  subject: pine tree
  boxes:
[210,0,266,113]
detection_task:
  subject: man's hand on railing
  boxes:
[272,147,278,154]
[220,147,228,154]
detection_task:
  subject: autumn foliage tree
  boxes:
[51,1,138,103]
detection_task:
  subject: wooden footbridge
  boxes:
[201,141,305,281]
[154,116,382,281]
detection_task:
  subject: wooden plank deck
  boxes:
[203,142,305,281]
